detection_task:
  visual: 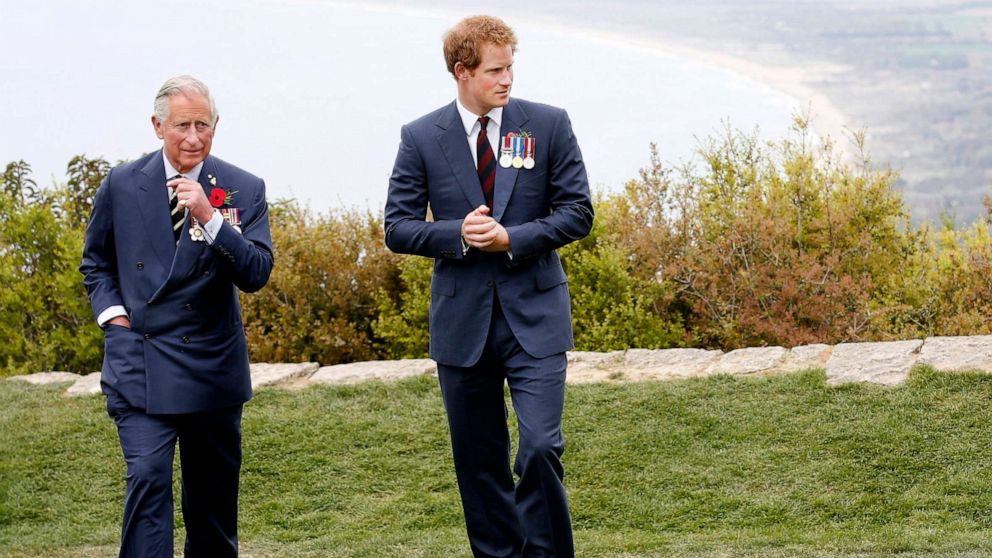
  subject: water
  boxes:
[1,0,801,212]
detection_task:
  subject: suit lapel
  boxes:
[493,99,528,222]
[134,152,176,270]
[148,158,213,303]
[435,102,487,210]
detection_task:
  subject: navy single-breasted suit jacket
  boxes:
[385,98,594,367]
[80,151,274,414]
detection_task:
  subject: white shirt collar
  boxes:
[455,98,502,136]
[162,150,205,183]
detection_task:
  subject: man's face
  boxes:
[152,92,216,173]
[457,42,514,115]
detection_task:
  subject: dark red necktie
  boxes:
[476,116,496,210]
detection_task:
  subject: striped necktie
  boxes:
[476,116,496,210]
[167,174,184,243]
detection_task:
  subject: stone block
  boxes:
[708,346,788,375]
[919,335,992,372]
[9,372,81,385]
[66,372,102,397]
[826,340,922,385]
[620,348,723,380]
[250,362,319,389]
[311,359,437,385]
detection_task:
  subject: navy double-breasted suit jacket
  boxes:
[80,151,274,414]
[385,98,594,366]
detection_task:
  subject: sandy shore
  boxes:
[321,0,857,155]
[557,30,857,153]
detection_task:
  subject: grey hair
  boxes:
[152,75,218,124]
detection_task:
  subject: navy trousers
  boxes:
[437,299,574,558]
[106,392,243,558]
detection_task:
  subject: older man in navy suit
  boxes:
[80,75,273,557]
[385,15,593,558]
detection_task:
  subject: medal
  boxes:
[220,207,241,227]
[511,136,524,169]
[523,137,535,169]
[188,216,205,242]
[499,134,513,168]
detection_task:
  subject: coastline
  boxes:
[318,0,857,155]
[570,32,857,153]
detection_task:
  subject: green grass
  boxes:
[4,366,992,557]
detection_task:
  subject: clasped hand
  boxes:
[167,177,214,223]
[461,205,510,252]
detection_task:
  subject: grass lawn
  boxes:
[3,366,992,557]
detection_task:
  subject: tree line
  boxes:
[3,118,991,376]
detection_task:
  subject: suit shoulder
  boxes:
[514,98,567,118]
[102,151,157,191]
[403,103,454,133]
[112,151,157,176]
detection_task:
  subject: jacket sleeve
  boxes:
[207,177,275,293]
[79,169,125,321]
[384,124,466,260]
[503,109,594,261]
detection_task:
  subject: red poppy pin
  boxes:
[207,175,237,208]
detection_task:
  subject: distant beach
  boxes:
[575,33,855,150]
[323,0,854,150]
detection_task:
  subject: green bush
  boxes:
[373,254,432,359]
[6,122,992,376]
[0,162,102,376]
[240,202,400,365]
[605,119,944,349]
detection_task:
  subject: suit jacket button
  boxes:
[202,271,210,277]
[143,333,151,340]
[486,280,494,287]
[183,304,192,311]
[182,336,190,344]
[136,262,144,270]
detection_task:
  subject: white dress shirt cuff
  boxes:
[97,305,127,327]
[201,210,224,244]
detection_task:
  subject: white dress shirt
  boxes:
[456,99,502,163]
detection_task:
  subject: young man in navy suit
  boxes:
[385,15,594,558]
[80,75,273,557]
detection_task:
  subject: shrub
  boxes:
[373,254,432,359]
[0,161,102,375]
[611,119,924,348]
[240,201,401,365]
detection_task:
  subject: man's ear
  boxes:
[151,116,164,140]
[454,61,470,81]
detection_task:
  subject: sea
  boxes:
[1,0,803,212]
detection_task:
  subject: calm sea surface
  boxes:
[2,0,801,211]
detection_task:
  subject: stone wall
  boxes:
[11,335,992,397]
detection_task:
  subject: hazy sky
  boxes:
[1,0,803,212]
